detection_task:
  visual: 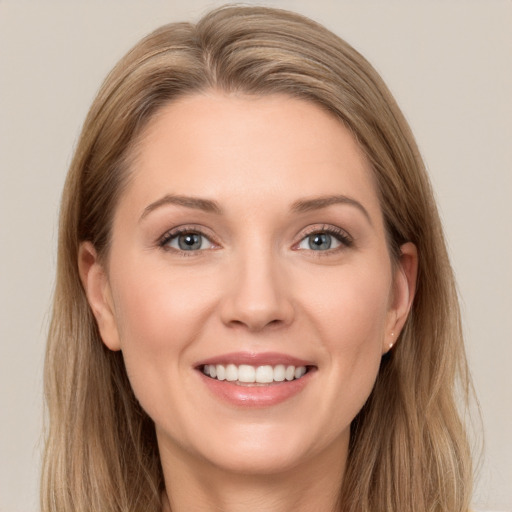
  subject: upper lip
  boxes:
[195,351,315,368]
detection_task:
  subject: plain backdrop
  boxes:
[0,1,511,511]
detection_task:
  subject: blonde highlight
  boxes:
[43,6,474,511]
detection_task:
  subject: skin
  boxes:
[79,92,417,512]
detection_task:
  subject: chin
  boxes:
[189,421,349,477]
[206,444,310,476]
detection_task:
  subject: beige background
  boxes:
[0,1,511,510]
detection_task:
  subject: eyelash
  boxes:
[158,226,217,256]
[296,225,354,253]
[157,224,353,255]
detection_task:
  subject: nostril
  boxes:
[226,317,285,332]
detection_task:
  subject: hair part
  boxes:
[43,5,473,511]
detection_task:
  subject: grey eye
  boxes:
[309,233,331,250]
[298,232,341,251]
[167,232,213,251]
[179,233,202,250]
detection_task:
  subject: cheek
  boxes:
[304,265,391,416]
[306,263,391,349]
[111,259,219,349]
[107,260,221,414]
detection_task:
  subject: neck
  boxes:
[158,435,347,512]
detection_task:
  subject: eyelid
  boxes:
[158,225,220,253]
[293,224,354,251]
[156,223,353,254]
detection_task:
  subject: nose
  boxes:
[219,250,295,332]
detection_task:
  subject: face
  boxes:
[81,93,416,478]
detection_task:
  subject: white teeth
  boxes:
[274,364,286,382]
[216,364,226,381]
[202,363,308,383]
[225,364,238,382]
[255,365,274,383]
[238,365,256,383]
[294,366,306,379]
[285,365,295,381]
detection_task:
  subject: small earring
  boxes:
[389,332,395,350]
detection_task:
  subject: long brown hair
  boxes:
[42,5,473,511]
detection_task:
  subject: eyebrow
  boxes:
[140,194,222,221]
[291,195,372,225]
[140,193,372,225]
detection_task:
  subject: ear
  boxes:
[383,242,418,354]
[78,241,121,351]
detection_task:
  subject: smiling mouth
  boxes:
[200,364,314,385]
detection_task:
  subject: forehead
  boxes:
[123,92,382,221]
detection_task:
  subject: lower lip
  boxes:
[198,370,314,408]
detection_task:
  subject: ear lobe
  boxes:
[384,242,418,353]
[78,242,121,351]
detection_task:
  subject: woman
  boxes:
[42,5,473,511]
